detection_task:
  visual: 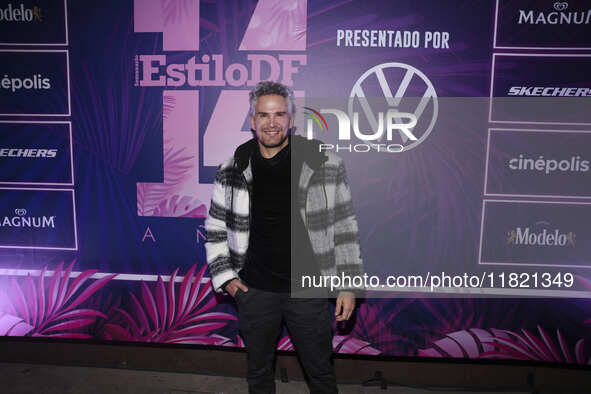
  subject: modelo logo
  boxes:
[508,154,590,174]
[0,208,55,228]
[0,3,42,22]
[0,148,57,158]
[518,2,591,25]
[507,222,576,247]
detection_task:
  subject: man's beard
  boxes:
[259,129,289,148]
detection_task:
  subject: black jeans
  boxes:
[235,283,338,394]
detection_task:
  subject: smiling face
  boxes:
[250,94,293,158]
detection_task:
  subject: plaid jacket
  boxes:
[204,135,364,295]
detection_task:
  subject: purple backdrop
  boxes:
[0,0,590,367]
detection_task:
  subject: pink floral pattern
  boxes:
[0,261,116,338]
[104,264,236,344]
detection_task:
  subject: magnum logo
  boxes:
[0,208,55,228]
[518,2,591,25]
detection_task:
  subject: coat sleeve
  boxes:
[204,165,238,293]
[333,159,365,297]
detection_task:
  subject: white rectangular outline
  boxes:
[0,0,69,46]
[0,120,74,186]
[0,268,212,284]
[0,187,78,251]
[489,53,591,126]
[478,199,591,269]
[493,0,591,51]
[0,49,71,117]
[484,128,591,199]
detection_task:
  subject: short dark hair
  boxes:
[249,81,295,116]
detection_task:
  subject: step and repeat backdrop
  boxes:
[1,0,591,365]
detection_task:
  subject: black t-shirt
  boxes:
[238,142,318,292]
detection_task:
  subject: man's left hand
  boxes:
[335,291,356,321]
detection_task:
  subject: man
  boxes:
[205,81,364,393]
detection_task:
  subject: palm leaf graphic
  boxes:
[277,334,381,355]
[419,326,590,364]
[480,326,589,364]
[576,275,591,326]
[341,300,412,355]
[0,312,34,336]
[105,264,236,343]
[87,292,123,340]
[215,335,246,348]
[152,194,207,218]
[0,260,116,338]
[418,328,510,358]
[136,138,194,217]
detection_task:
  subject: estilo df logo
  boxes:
[305,62,438,153]
[0,3,42,22]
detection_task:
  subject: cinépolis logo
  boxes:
[517,2,591,25]
[0,209,55,228]
[1,74,51,92]
[0,3,42,22]
[507,86,591,97]
[508,154,589,174]
[507,221,576,247]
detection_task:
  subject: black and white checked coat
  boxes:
[204,135,364,294]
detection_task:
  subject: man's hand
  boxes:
[335,291,355,321]
[225,279,249,298]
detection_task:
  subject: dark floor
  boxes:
[0,362,536,394]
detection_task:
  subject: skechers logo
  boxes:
[0,148,57,158]
[507,87,591,97]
